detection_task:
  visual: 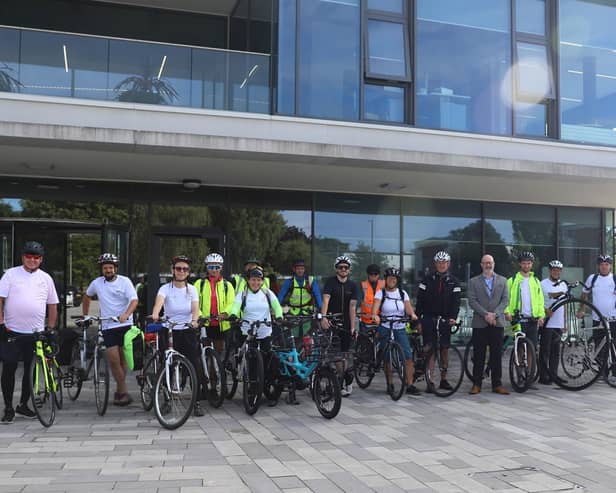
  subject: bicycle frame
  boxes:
[512,331,529,367]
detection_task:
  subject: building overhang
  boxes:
[0,93,615,207]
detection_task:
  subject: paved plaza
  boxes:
[1,371,616,493]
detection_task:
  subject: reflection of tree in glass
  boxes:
[114,65,178,105]
[0,63,21,93]
[313,237,351,279]
[353,241,389,280]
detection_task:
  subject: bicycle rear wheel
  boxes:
[353,334,375,389]
[51,359,64,410]
[547,298,608,391]
[387,342,407,401]
[430,346,464,397]
[242,348,264,415]
[94,349,110,416]
[509,338,536,393]
[67,341,84,401]
[313,366,341,419]
[29,355,55,427]
[139,352,158,411]
[154,353,197,430]
[204,347,226,408]
[604,339,616,388]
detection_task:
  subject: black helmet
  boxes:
[517,251,535,262]
[293,259,305,267]
[244,257,260,266]
[247,268,264,279]
[597,254,612,264]
[171,255,191,266]
[384,267,400,278]
[22,241,44,256]
[366,264,380,275]
[98,253,118,265]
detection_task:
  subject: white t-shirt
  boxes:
[86,275,138,330]
[583,273,616,321]
[520,277,532,317]
[541,278,567,329]
[235,288,276,339]
[0,266,59,334]
[157,282,198,329]
[375,288,410,331]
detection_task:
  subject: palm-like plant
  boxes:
[0,63,22,93]
[114,64,178,105]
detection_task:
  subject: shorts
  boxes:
[0,331,34,364]
[421,317,451,349]
[337,329,352,353]
[102,325,132,348]
[205,325,223,340]
[377,326,413,360]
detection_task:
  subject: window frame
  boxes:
[363,12,412,82]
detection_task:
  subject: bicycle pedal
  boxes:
[135,375,145,386]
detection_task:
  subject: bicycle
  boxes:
[508,327,537,393]
[67,316,114,416]
[24,329,62,427]
[196,316,226,409]
[543,280,610,391]
[150,317,198,429]
[136,321,162,411]
[421,317,464,397]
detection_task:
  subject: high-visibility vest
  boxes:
[194,277,235,331]
[360,279,385,324]
[234,275,270,294]
[286,276,315,315]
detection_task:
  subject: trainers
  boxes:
[406,385,421,396]
[15,403,36,418]
[1,408,15,424]
[345,383,353,396]
[341,384,351,397]
[193,402,204,417]
[439,380,454,391]
[114,393,133,407]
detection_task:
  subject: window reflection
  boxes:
[515,102,547,136]
[277,0,296,114]
[516,0,546,36]
[516,42,554,100]
[0,29,20,93]
[366,20,407,79]
[559,206,601,281]
[367,0,404,14]
[364,84,405,122]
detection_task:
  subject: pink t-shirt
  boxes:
[0,266,59,333]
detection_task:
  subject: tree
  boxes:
[0,63,21,93]
[352,241,389,279]
[114,65,179,105]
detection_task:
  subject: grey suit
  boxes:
[468,273,510,388]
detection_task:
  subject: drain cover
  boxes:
[470,467,583,492]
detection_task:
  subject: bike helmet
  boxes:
[597,254,613,264]
[366,264,380,275]
[171,255,191,266]
[98,253,118,265]
[292,259,305,267]
[517,251,535,262]
[205,253,224,264]
[244,257,260,266]
[22,241,44,256]
[384,267,400,278]
[433,251,451,262]
[334,255,351,268]
[247,268,264,279]
[548,259,563,269]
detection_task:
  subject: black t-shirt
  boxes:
[322,276,359,330]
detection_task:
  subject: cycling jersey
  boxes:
[322,276,359,331]
[583,273,616,320]
[415,271,461,320]
[230,288,283,339]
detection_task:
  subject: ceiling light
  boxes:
[63,45,69,73]
[157,55,167,80]
[182,179,201,190]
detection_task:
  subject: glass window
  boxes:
[560,0,616,146]
[277,0,296,114]
[403,199,481,295]
[366,20,408,79]
[559,206,601,281]
[516,42,554,100]
[416,0,512,134]
[0,27,20,94]
[298,0,360,120]
[484,203,555,279]
[364,84,405,122]
[605,209,614,260]
[516,0,546,35]
[314,194,400,280]
[367,0,404,15]
[515,102,547,136]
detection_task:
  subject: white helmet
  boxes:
[205,253,224,264]
[433,251,451,262]
[334,255,352,268]
[548,259,563,269]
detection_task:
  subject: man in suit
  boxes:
[468,254,510,395]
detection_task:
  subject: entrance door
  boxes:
[146,227,226,312]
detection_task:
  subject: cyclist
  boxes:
[320,255,360,397]
[151,255,203,417]
[415,251,461,393]
[230,268,283,400]
[539,260,567,384]
[359,264,384,332]
[372,267,419,396]
[504,251,544,351]
[578,254,616,341]
[83,253,138,407]
[278,259,322,339]
[0,241,59,423]
[193,253,235,356]
[232,258,270,293]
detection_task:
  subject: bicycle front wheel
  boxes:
[242,348,264,415]
[353,334,375,389]
[509,338,536,393]
[313,366,341,419]
[30,355,55,427]
[204,347,226,408]
[94,349,110,416]
[547,298,608,391]
[67,340,84,401]
[430,346,464,397]
[154,353,197,430]
[387,342,407,401]
[604,339,616,388]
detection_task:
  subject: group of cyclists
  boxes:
[1,239,615,424]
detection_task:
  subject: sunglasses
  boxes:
[336,265,350,271]
[206,265,222,270]
[174,266,190,272]
[24,254,42,260]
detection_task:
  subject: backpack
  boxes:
[123,326,145,371]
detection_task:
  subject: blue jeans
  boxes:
[377,326,413,360]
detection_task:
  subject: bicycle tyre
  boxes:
[463,340,474,382]
[94,349,110,416]
[205,347,226,408]
[313,366,341,419]
[139,353,158,411]
[67,340,84,401]
[242,348,264,415]
[509,338,536,393]
[154,353,198,430]
[431,346,464,397]
[546,298,608,391]
[388,342,407,401]
[51,359,64,410]
[29,354,55,428]
[353,334,375,389]
[604,339,616,388]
